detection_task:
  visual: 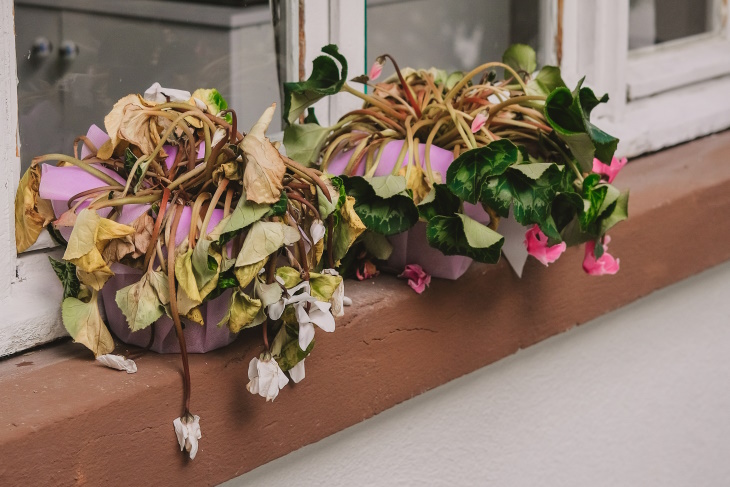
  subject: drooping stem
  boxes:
[144,188,171,272]
[33,154,120,187]
[379,54,422,118]
[167,204,192,414]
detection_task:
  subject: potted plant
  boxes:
[15,84,365,459]
[282,45,628,283]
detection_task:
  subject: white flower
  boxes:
[289,360,306,383]
[96,354,137,373]
[247,355,289,401]
[173,413,202,459]
[322,268,345,318]
[266,280,336,350]
[310,219,326,245]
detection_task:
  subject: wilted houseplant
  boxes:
[15,84,364,459]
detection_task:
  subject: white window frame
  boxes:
[560,0,730,156]
[1,3,66,358]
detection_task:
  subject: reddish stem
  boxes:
[381,54,422,118]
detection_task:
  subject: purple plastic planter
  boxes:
[328,140,488,280]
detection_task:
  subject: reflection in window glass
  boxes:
[14,1,278,173]
[366,0,540,74]
[629,0,712,50]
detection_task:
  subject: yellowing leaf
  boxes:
[100,94,152,159]
[309,272,342,302]
[118,104,163,156]
[64,209,101,260]
[333,196,367,263]
[175,248,202,304]
[240,104,286,204]
[61,291,115,357]
[401,163,432,205]
[234,257,267,289]
[185,307,205,326]
[216,290,263,333]
[276,266,302,289]
[235,221,300,267]
[15,165,54,252]
[77,266,114,291]
[115,270,168,331]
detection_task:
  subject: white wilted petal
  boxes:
[247,356,289,402]
[96,354,137,374]
[289,360,305,383]
[144,82,191,103]
[310,219,326,245]
[173,414,202,460]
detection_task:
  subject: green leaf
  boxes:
[369,175,407,199]
[283,123,331,166]
[480,163,564,236]
[115,270,168,332]
[341,176,418,236]
[426,213,504,264]
[360,230,394,260]
[273,324,315,372]
[124,147,142,180]
[544,79,619,170]
[417,183,461,221]
[579,174,607,230]
[304,107,319,124]
[265,192,289,218]
[235,221,301,267]
[62,291,115,357]
[526,66,566,97]
[283,44,348,124]
[49,257,81,300]
[191,88,232,123]
[600,190,629,234]
[446,139,520,204]
[502,44,537,77]
[192,239,217,289]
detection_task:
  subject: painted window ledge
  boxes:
[1,132,730,485]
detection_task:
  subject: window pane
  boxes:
[14,0,277,174]
[366,0,541,73]
[629,0,713,50]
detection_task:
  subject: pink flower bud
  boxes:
[369,61,384,81]
[582,236,620,275]
[471,112,488,133]
[398,264,431,294]
[592,156,627,183]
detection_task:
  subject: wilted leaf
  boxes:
[175,248,202,304]
[283,123,331,166]
[526,66,566,97]
[234,258,268,289]
[216,290,263,333]
[191,88,232,123]
[209,188,270,240]
[115,270,168,331]
[61,291,115,357]
[15,165,54,252]
[309,272,342,302]
[241,104,286,204]
[276,266,303,289]
[235,221,301,267]
[332,196,367,263]
[283,44,348,124]
[100,94,157,159]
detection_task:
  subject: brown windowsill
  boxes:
[2,132,730,486]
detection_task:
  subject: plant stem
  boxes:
[34,154,120,187]
[167,204,192,414]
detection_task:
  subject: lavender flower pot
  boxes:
[101,264,237,354]
[328,140,488,280]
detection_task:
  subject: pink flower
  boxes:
[369,60,384,81]
[583,236,620,276]
[356,260,379,281]
[524,225,566,266]
[471,112,488,133]
[592,156,627,183]
[398,264,431,294]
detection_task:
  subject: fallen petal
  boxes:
[96,354,137,373]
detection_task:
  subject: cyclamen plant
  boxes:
[15,86,365,459]
[282,44,629,276]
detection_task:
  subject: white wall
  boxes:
[224,260,730,487]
